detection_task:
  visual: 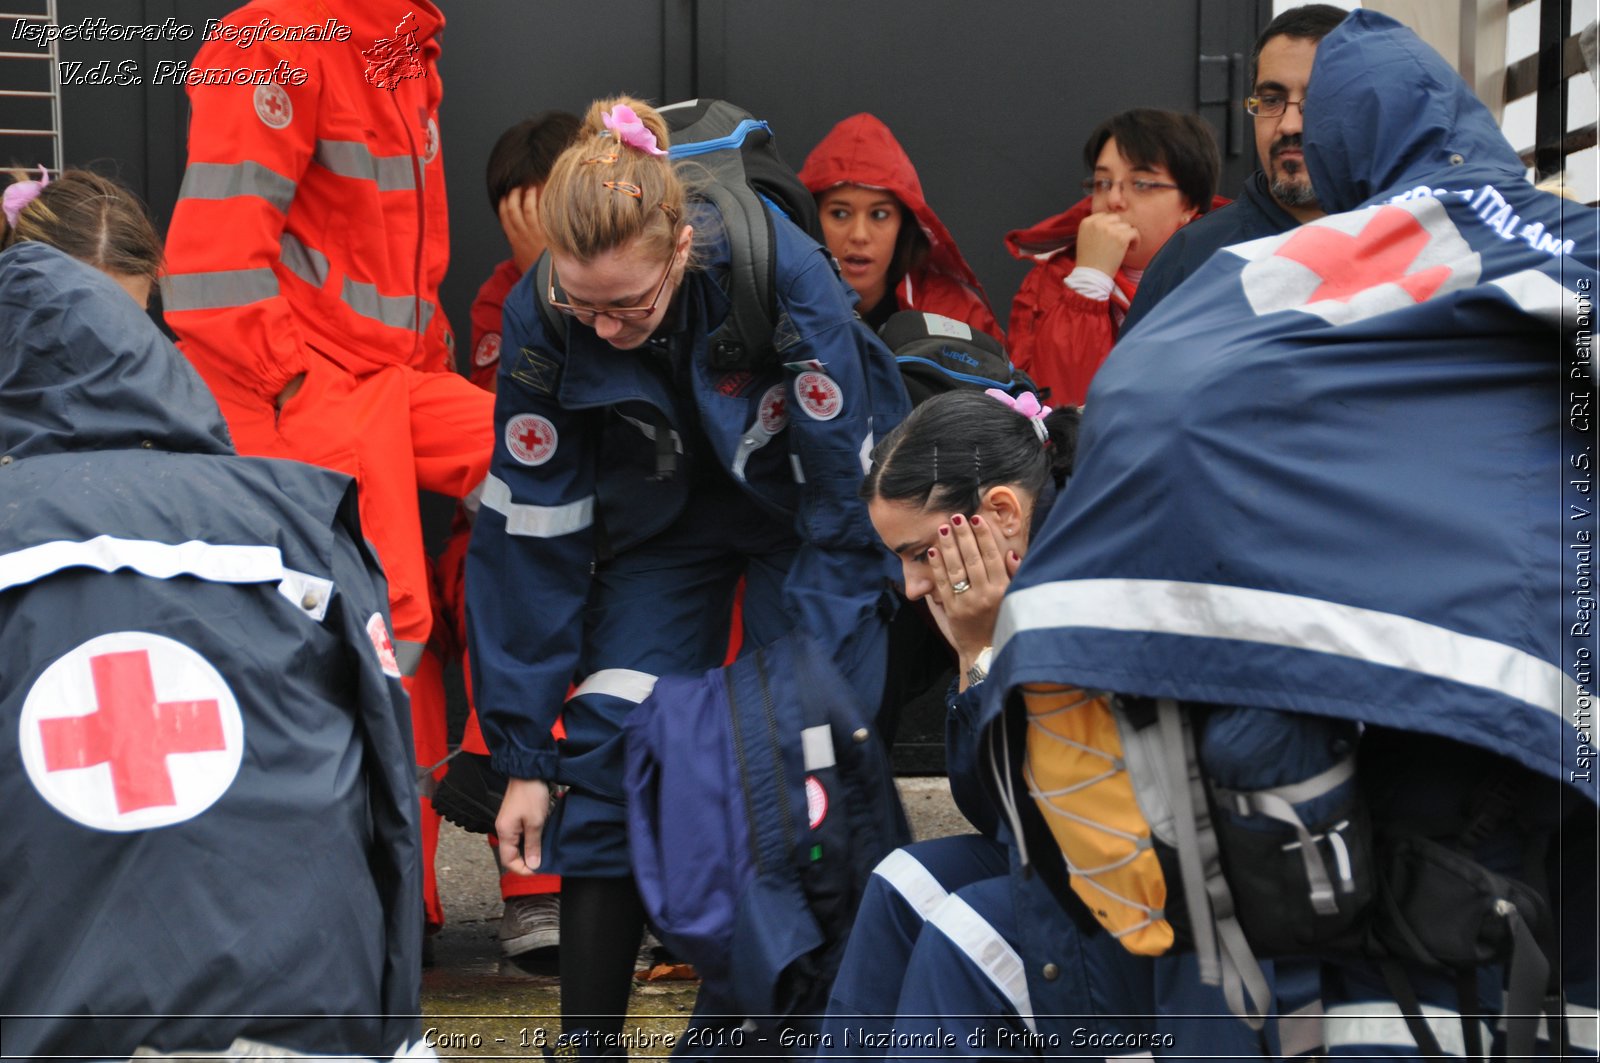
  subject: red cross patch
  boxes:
[1232,196,1480,326]
[758,384,789,434]
[367,613,402,678]
[506,413,558,466]
[805,775,828,830]
[422,117,440,165]
[18,632,244,832]
[253,84,293,130]
[795,371,843,422]
[474,332,502,368]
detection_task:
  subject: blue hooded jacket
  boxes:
[982,10,1598,816]
[0,243,422,1058]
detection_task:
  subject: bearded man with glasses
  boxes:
[1124,4,1348,332]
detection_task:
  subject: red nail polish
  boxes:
[938,526,949,537]
[971,514,983,527]
[951,514,964,526]
[927,547,938,559]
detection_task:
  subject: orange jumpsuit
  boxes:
[161,0,491,929]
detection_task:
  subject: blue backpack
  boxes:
[624,634,908,1034]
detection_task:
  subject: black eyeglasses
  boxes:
[547,245,677,323]
[1245,93,1308,118]
[1080,177,1182,197]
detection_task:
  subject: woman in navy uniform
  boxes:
[466,96,909,1057]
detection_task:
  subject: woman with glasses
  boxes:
[465,95,909,1059]
[1006,109,1220,405]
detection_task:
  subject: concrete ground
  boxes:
[420,777,971,1054]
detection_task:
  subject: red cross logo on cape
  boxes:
[18,632,244,832]
[795,371,843,421]
[1230,196,1481,326]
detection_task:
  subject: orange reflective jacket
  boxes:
[163,0,452,400]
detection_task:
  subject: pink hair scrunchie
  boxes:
[3,166,50,228]
[602,106,667,157]
[984,388,1054,445]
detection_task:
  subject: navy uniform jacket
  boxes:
[468,203,911,783]
[0,243,421,1059]
[1122,170,1302,332]
[983,9,1599,847]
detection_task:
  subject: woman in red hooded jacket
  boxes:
[800,113,1004,344]
[1006,109,1223,405]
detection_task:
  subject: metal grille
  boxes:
[1503,0,1596,203]
[0,0,63,175]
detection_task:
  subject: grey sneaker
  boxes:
[500,893,560,958]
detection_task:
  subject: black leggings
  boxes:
[559,875,647,1050]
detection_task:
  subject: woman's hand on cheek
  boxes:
[927,512,1010,663]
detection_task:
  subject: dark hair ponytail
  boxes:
[861,390,1079,514]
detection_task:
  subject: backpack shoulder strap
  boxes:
[532,253,570,354]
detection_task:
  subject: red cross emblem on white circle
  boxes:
[1232,196,1480,326]
[758,384,789,434]
[805,775,828,830]
[367,613,402,678]
[795,371,843,422]
[506,413,558,466]
[474,332,502,368]
[422,117,440,164]
[253,84,293,130]
[18,632,244,832]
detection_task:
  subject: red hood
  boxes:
[1006,193,1233,263]
[799,113,985,295]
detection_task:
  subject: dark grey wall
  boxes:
[17,0,1268,338]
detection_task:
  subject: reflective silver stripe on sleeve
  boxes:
[279,232,330,289]
[160,268,279,311]
[314,139,417,192]
[394,639,425,678]
[178,161,296,213]
[871,849,948,920]
[570,668,659,704]
[0,535,283,592]
[341,277,432,333]
[926,892,1037,1034]
[479,474,594,538]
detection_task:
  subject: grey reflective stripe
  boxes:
[1497,1004,1599,1052]
[871,849,948,920]
[315,139,416,192]
[342,276,429,332]
[996,578,1577,722]
[731,420,778,483]
[278,232,330,289]
[926,892,1036,1034]
[1323,1002,1487,1056]
[394,639,425,678]
[178,161,296,213]
[161,268,278,311]
[1277,999,1325,1057]
[480,474,594,538]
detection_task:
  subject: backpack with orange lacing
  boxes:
[1013,686,1563,1059]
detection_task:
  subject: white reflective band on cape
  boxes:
[871,849,949,920]
[0,535,284,593]
[480,475,594,538]
[995,579,1575,721]
[1323,1001,1488,1056]
[1498,1002,1599,1052]
[926,892,1037,1034]
[1489,269,1583,327]
[571,669,659,704]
